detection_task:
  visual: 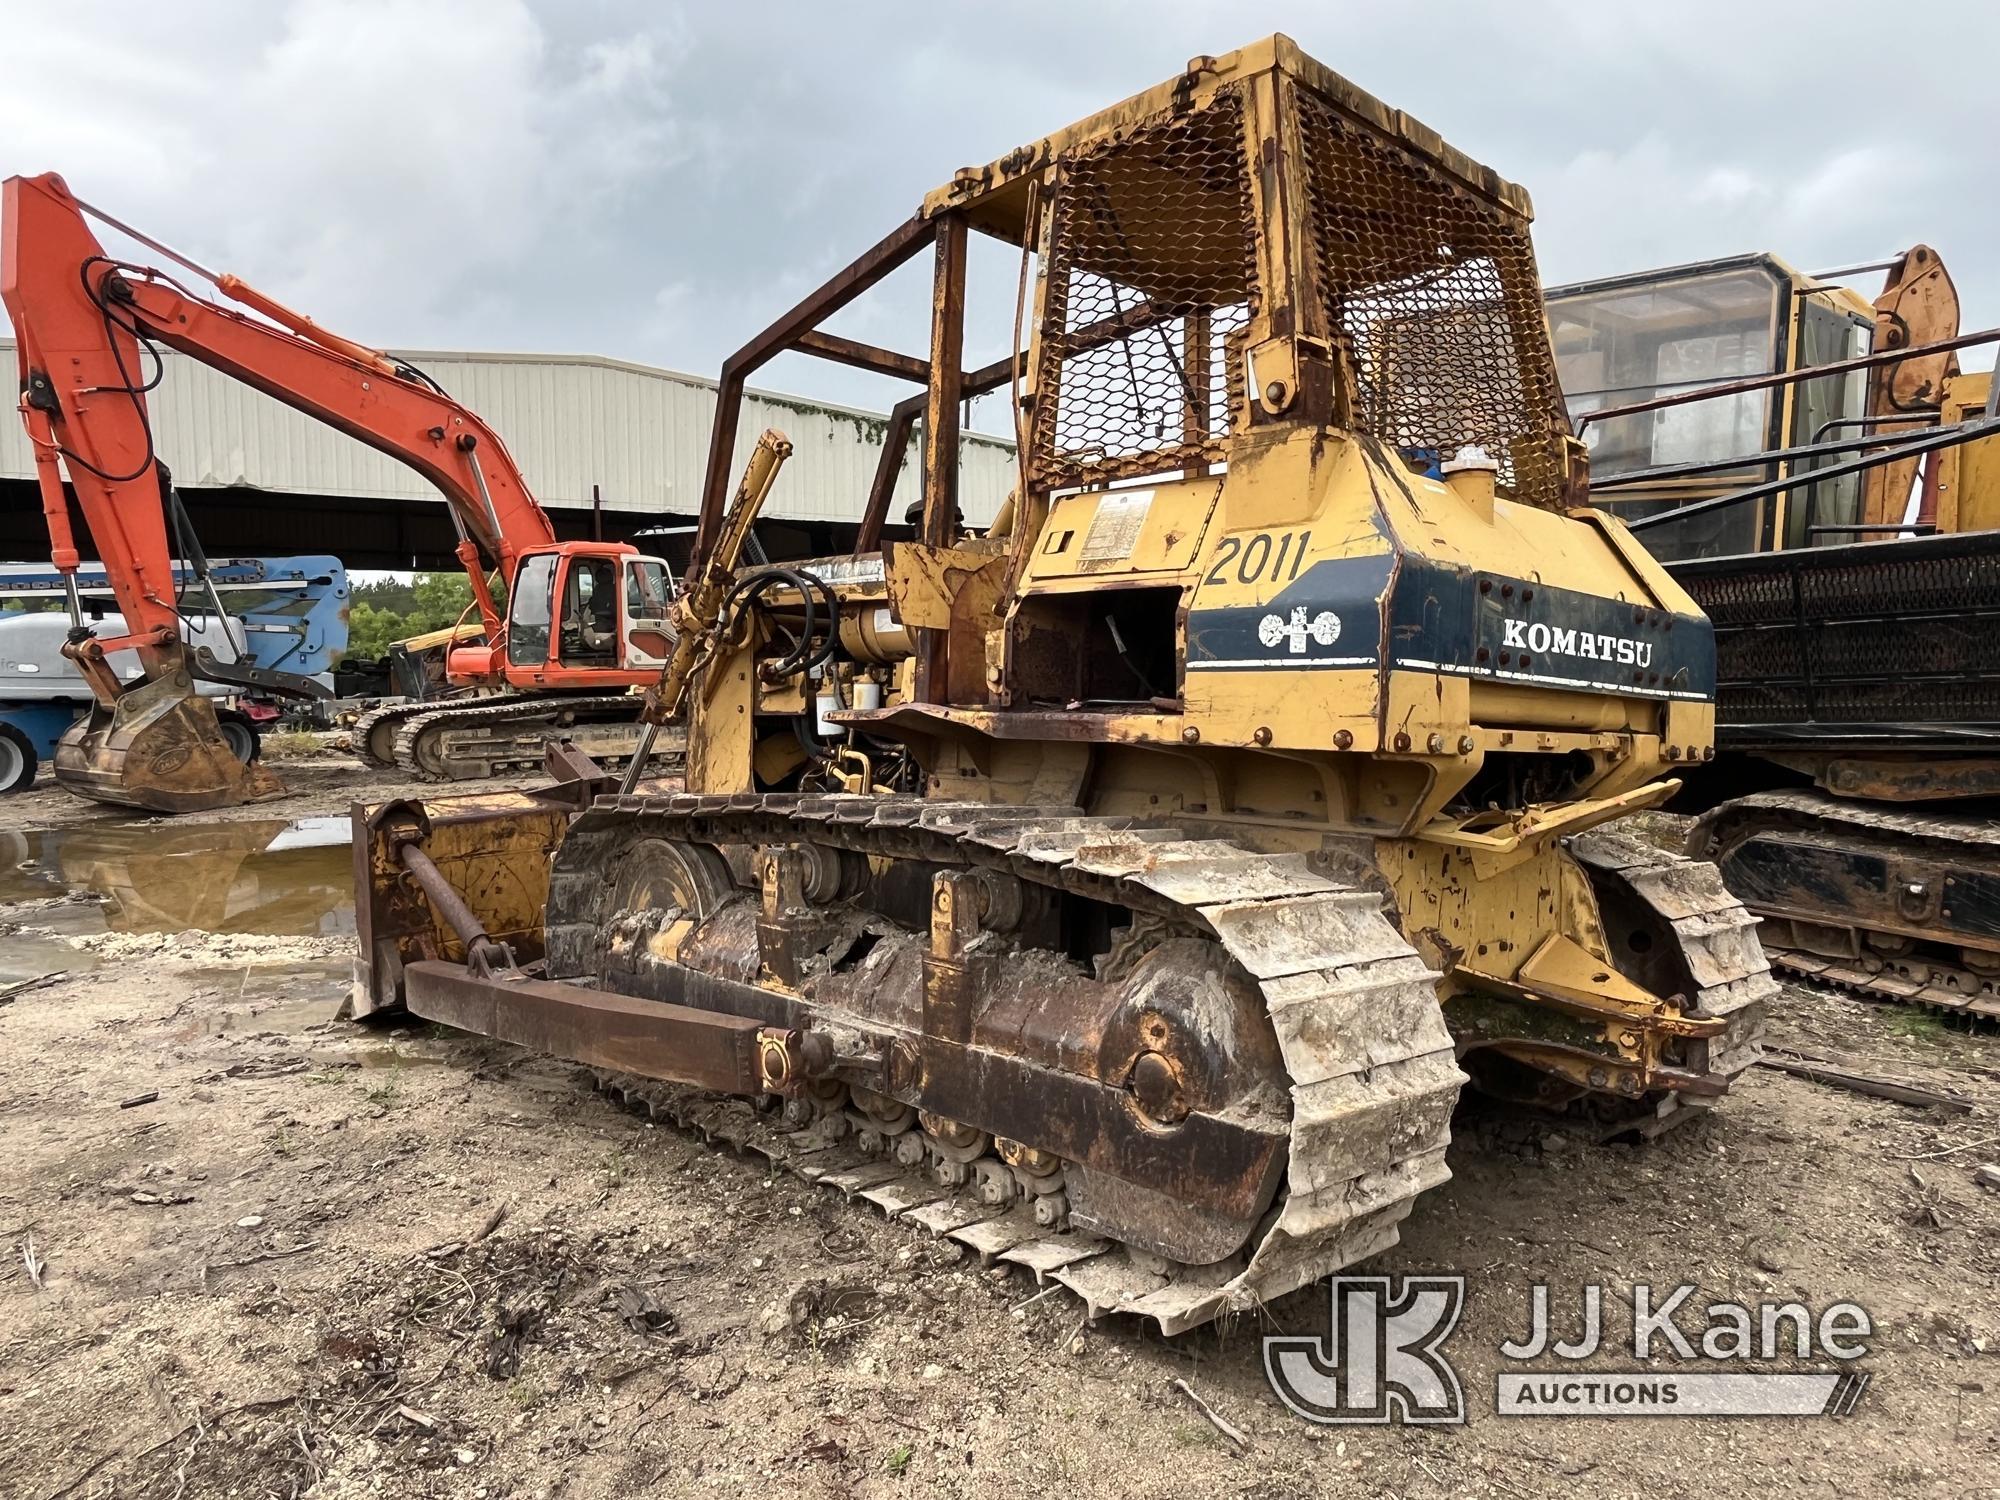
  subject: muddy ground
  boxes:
[1,766,1997,1498]
[0,755,440,836]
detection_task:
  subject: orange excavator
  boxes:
[2,172,682,812]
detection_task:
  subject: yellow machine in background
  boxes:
[353,37,1772,1333]
[1548,246,1999,556]
[1551,249,2000,1016]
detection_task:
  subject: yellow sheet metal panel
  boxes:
[1940,371,1999,532]
[1020,480,1219,586]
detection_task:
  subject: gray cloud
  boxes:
[6,0,1995,438]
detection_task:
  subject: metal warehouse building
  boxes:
[0,339,1017,569]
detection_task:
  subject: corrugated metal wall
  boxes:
[0,340,1015,526]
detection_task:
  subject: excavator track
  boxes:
[533,796,1767,1334]
[352,701,438,770]
[388,695,685,782]
[1689,791,2000,1020]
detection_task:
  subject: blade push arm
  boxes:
[1,172,557,662]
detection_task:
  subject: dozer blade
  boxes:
[55,674,284,813]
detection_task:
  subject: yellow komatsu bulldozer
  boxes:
[352,37,1772,1333]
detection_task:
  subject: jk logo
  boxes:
[1264,1275,1467,1425]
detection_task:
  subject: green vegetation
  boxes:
[260,728,324,759]
[1883,1009,1950,1043]
[343,572,484,660]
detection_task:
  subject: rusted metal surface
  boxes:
[881,543,1008,705]
[1862,245,1961,530]
[921,38,1536,234]
[856,397,919,554]
[855,354,1017,557]
[402,959,786,1095]
[1560,833,1770,1136]
[521,792,1767,1326]
[693,214,936,568]
[395,840,517,977]
[386,693,685,782]
[1029,88,1254,491]
[839,703,1186,747]
[921,216,968,550]
[550,812,1296,1232]
[1688,790,2000,1018]
[52,661,285,814]
[534,792,1462,1327]
[792,329,931,386]
[1468,931,1726,1038]
[1291,86,1567,509]
[884,543,996,629]
[351,790,572,1018]
[541,738,620,804]
[913,214,969,705]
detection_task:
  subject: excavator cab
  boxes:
[1550,249,2000,1008]
[457,542,675,686]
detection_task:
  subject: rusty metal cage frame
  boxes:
[688,41,1574,575]
[1010,69,1572,504]
[682,38,1576,704]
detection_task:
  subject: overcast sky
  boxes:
[6,0,1996,432]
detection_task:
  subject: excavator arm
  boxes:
[1,171,565,812]
[2,172,558,651]
[1859,244,1961,530]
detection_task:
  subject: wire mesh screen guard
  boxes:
[1295,87,1568,510]
[1031,89,1258,489]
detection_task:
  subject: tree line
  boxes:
[344,573,481,661]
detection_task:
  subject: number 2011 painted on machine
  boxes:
[1203,529,1313,589]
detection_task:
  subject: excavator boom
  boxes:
[1,172,613,810]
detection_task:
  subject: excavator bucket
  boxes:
[55,673,283,814]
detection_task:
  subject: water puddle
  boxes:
[0,815,355,955]
[0,931,96,985]
[355,1046,446,1069]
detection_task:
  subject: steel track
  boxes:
[388,694,682,781]
[1691,791,2000,1021]
[543,795,1768,1333]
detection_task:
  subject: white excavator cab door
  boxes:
[621,555,676,668]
